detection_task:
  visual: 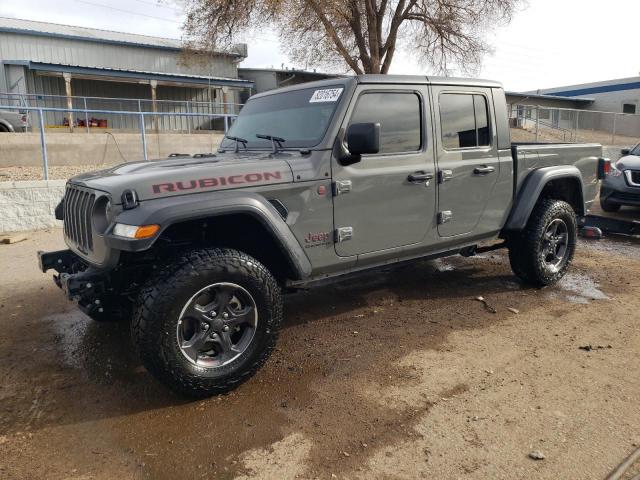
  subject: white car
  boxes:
[0,109,29,132]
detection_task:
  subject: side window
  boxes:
[439,93,491,149]
[623,103,636,114]
[474,95,490,146]
[350,92,421,154]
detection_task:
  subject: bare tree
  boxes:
[182,0,522,75]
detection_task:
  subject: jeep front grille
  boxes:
[63,185,95,253]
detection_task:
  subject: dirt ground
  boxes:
[1,226,639,480]
[0,165,106,182]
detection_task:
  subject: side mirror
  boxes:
[340,122,380,165]
[621,148,630,155]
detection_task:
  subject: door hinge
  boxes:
[438,211,453,224]
[438,169,453,184]
[333,180,352,196]
[335,227,353,243]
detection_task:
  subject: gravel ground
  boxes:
[0,229,639,479]
[0,165,115,181]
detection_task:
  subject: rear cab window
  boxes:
[439,93,491,149]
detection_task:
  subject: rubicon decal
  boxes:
[152,171,283,194]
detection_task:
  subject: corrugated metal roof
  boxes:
[0,17,242,56]
[6,60,253,88]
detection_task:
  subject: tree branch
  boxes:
[305,0,364,74]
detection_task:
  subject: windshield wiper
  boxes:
[256,133,285,154]
[224,135,248,153]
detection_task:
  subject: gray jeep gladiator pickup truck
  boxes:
[38,75,607,397]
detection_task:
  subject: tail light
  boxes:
[597,158,611,179]
[20,114,28,125]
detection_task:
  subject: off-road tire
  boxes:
[599,196,620,213]
[508,199,577,286]
[131,248,282,398]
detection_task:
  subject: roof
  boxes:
[358,74,502,88]
[0,17,244,57]
[506,91,594,103]
[5,60,253,88]
[527,76,640,98]
[238,67,342,78]
[250,75,503,100]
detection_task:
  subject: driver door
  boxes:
[332,86,437,257]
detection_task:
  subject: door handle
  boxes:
[473,166,495,175]
[408,171,434,183]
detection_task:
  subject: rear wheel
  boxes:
[132,248,282,397]
[508,199,577,286]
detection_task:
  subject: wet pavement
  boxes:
[1,229,639,479]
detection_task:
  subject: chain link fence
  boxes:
[508,104,640,148]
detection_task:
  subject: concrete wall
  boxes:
[0,132,225,167]
[0,180,65,233]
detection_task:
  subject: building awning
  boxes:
[506,91,594,104]
[4,60,253,89]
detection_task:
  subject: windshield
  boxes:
[220,86,345,150]
[630,144,640,156]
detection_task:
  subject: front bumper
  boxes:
[38,249,110,316]
[600,173,640,206]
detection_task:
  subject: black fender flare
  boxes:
[105,191,312,280]
[504,165,585,231]
[0,119,14,132]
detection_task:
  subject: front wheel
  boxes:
[132,248,282,397]
[508,199,577,286]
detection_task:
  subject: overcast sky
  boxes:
[1,0,638,92]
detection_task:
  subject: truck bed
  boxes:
[511,142,602,211]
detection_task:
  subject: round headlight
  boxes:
[105,200,113,222]
[92,196,112,234]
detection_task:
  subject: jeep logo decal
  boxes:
[152,171,283,194]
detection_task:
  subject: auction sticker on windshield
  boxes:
[309,88,344,103]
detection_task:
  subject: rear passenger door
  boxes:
[432,87,500,237]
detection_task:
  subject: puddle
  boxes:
[433,258,456,272]
[49,310,137,382]
[503,280,522,290]
[556,271,609,304]
[49,311,92,370]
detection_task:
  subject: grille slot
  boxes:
[631,171,640,185]
[63,185,95,253]
[612,191,640,202]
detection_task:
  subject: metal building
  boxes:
[0,17,253,129]
[237,67,341,103]
[532,76,640,115]
[524,77,640,137]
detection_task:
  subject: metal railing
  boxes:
[0,92,243,131]
[508,104,640,146]
[0,105,237,180]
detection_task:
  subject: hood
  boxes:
[69,152,295,203]
[616,154,640,170]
